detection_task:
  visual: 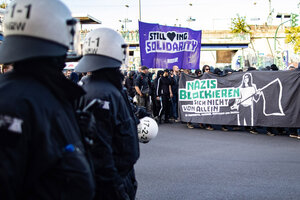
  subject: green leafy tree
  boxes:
[285,27,300,53]
[0,3,6,9]
[230,15,251,34]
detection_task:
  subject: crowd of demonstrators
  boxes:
[61,61,300,141]
[119,63,300,140]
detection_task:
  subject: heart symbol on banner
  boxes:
[167,32,176,41]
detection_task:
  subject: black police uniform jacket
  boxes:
[79,74,140,199]
[0,68,95,200]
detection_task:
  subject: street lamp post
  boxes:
[124,18,132,31]
[273,17,294,65]
[119,18,132,31]
[187,3,195,27]
[119,5,132,31]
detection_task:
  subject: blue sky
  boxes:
[60,0,300,30]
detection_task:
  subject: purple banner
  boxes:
[139,21,202,69]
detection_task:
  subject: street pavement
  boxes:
[135,123,300,200]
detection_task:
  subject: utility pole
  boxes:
[139,0,141,21]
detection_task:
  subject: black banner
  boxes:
[178,71,300,127]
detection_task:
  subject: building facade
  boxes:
[121,25,298,71]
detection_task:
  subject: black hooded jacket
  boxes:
[0,58,95,200]
[125,71,136,98]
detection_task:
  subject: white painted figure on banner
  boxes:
[231,72,285,126]
[231,73,262,126]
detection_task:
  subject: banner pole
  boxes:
[139,0,141,21]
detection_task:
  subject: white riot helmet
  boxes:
[0,0,80,64]
[75,28,128,73]
[137,117,158,144]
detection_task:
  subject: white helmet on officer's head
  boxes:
[137,117,158,144]
[0,0,80,64]
[75,28,128,73]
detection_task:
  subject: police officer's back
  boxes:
[0,0,95,199]
[75,28,140,200]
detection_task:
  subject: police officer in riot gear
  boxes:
[0,0,95,199]
[75,28,140,200]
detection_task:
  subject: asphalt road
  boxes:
[135,123,300,200]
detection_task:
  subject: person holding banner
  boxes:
[202,65,211,74]
[201,65,214,131]
[195,69,202,76]
[170,65,180,122]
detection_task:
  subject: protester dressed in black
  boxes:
[135,66,151,112]
[170,66,180,121]
[125,71,136,98]
[156,69,173,123]
[153,70,164,119]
